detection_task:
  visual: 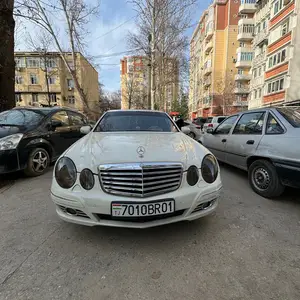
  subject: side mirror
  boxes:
[207,128,214,134]
[80,125,91,135]
[181,127,191,135]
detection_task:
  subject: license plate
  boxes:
[111,200,175,217]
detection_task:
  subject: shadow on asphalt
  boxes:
[219,162,299,204]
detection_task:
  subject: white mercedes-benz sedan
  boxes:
[50,110,222,228]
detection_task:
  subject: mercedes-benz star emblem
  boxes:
[137,146,145,158]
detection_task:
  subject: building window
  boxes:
[15,75,23,84]
[32,93,38,103]
[67,79,74,89]
[50,93,57,103]
[255,90,257,98]
[268,48,287,69]
[15,93,22,103]
[238,69,244,75]
[68,96,75,104]
[15,57,26,68]
[46,58,57,68]
[27,57,40,68]
[239,42,245,47]
[258,67,262,76]
[253,69,257,78]
[281,19,289,37]
[273,0,283,16]
[48,76,56,85]
[258,88,262,98]
[240,14,248,19]
[267,77,285,94]
[30,74,38,84]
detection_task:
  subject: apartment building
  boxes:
[120,56,178,111]
[189,0,242,119]
[14,52,99,117]
[235,0,256,106]
[247,0,300,108]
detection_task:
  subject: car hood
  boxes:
[64,132,211,173]
[0,125,24,139]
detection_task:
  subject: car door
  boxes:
[47,110,73,158]
[202,115,239,162]
[67,111,88,144]
[225,111,266,170]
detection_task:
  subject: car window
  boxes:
[206,117,213,123]
[51,111,69,126]
[217,117,226,123]
[215,115,238,134]
[0,109,44,126]
[266,113,284,134]
[233,112,265,135]
[68,111,87,126]
[95,111,178,132]
[277,107,300,128]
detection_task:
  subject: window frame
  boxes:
[30,73,38,85]
[232,112,266,135]
[68,95,75,104]
[214,115,239,135]
[266,76,285,95]
[265,111,286,135]
[32,93,39,103]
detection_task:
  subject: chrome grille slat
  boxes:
[99,162,183,198]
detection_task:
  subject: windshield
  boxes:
[95,111,178,132]
[277,107,300,128]
[0,109,45,126]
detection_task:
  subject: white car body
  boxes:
[51,110,222,228]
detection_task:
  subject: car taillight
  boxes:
[196,126,201,129]
[208,124,213,127]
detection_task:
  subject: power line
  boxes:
[93,48,142,59]
[95,15,137,40]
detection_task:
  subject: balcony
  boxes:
[235,74,251,81]
[239,0,256,14]
[252,53,266,66]
[236,47,253,54]
[238,18,255,27]
[235,60,252,68]
[205,41,213,53]
[234,86,250,94]
[237,32,254,42]
[253,28,269,46]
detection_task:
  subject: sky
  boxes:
[16,0,212,92]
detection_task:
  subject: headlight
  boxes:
[201,154,219,184]
[187,165,199,186]
[55,157,77,189]
[0,134,23,150]
[79,168,95,190]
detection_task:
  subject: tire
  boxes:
[188,132,196,139]
[24,148,50,177]
[248,159,285,198]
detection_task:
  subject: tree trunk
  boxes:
[0,0,15,112]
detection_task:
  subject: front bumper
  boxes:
[51,172,222,228]
[0,150,20,174]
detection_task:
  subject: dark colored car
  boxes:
[0,107,88,176]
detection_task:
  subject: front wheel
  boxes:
[248,159,285,198]
[24,148,50,177]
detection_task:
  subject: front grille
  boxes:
[97,210,185,223]
[99,163,183,198]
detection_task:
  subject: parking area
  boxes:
[0,165,299,300]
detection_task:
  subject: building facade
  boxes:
[14,52,99,117]
[120,55,179,111]
[189,0,243,119]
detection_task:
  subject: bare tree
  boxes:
[127,0,197,110]
[0,0,15,112]
[99,87,121,114]
[14,0,100,116]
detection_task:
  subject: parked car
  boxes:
[199,107,300,198]
[182,120,202,140]
[0,107,88,176]
[51,110,222,228]
[193,117,207,130]
[203,116,227,132]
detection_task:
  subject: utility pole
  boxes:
[150,0,156,110]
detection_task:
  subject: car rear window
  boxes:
[217,117,226,123]
[206,117,213,123]
[277,107,300,128]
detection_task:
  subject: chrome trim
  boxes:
[98,162,183,198]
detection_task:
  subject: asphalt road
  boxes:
[0,165,299,300]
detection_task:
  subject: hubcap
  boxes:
[32,151,48,172]
[252,167,270,191]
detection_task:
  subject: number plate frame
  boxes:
[111,199,175,218]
